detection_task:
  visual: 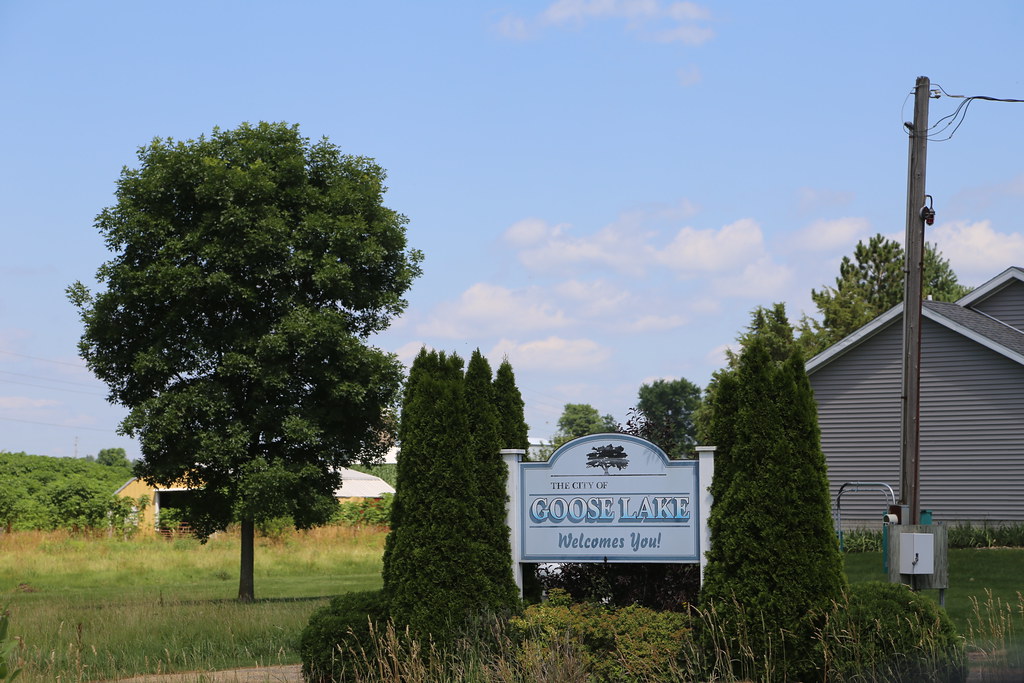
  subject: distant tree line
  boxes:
[0,450,140,533]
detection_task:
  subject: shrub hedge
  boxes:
[298,590,390,683]
[508,589,689,682]
[819,582,966,682]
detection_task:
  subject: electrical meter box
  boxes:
[899,533,934,575]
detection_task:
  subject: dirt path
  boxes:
[111,664,302,682]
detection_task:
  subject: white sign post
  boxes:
[504,434,714,595]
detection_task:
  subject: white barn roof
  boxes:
[334,467,395,498]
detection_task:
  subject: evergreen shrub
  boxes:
[508,589,690,682]
[819,582,966,682]
[698,305,848,681]
[298,590,389,683]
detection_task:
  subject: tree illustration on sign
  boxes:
[586,444,629,475]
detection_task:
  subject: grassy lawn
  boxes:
[844,548,1024,632]
[1,527,386,682]
[3,528,1021,682]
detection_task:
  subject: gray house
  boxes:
[807,266,1024,528]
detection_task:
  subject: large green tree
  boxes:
[699,305,846,681]
[96,447,130,468]
[800,234,971,355]
[635,377,701,458]
[551,403,617,449]
[68,122,422,601]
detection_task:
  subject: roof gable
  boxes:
[957,266,1024,308]
[807,299,1024,374]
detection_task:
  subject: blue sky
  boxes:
[2,1,1023,460]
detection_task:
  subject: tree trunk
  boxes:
[238,516,255,602]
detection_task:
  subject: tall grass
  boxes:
[967,589,1024,676]
[0,526,386,682]
[307,599,967,683]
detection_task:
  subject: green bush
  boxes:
[298,590,390,683]
[333,494,392,526]
[947,522,1024,549]
[842,523,1024,553]
[508,589,689,682]
[819,582,966,682]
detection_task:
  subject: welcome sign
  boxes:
[519,434,700,563]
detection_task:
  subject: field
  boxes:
[2,529,1022,682]
[0,527,386,682]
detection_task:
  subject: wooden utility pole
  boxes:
[900,76,930,526]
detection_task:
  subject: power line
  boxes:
[0,349,86,368]
[920,84,1024,142]
[0,377,107,396]
[0,369,104,390]
[0,414,119,433]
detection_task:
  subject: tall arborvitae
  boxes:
[465,351,519,612]
[699,307,846,682]
[493,359,529,452]
[382,349,482,639]
[492,358,537,602]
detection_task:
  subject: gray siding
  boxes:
[812,322,902,527]
[971,280,1024,331]
[811,317,1024,527]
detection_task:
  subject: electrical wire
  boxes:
[0,377,106,396]
[0,369,103,390]
[0,414,118,433]
[0,349,86,368]
[914,84,1024,142]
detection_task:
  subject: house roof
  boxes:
[334,467,395,498]
[116,467,395,499]
[806,267,1024,374]
[956,266,1024,308]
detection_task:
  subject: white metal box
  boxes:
[899,532,934,575]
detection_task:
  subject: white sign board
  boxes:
[518,434,700,563]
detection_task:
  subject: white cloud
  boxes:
[791,217,870,252]
[554,279,630,316]
[417,283,572,338]
[392,341,430,366]
[930,220,1024,283]
[490,336,612,371]
[515,221,651,277]
[710,256,794,298]
[494,14,533,40]
[705,343,732,368]
[652,24,714,45]
[797,187,855,213]
[677,64,702,87]
[624,313,687,332]
[667,1,711,21]
[0,397,59,410]
[501,0,714,46]
[508,201,700,277]
[952,173,1024,210]
[653,218,765,274]
[686,295,722,315]
[503,217,566,247]
[542,0,662,25]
